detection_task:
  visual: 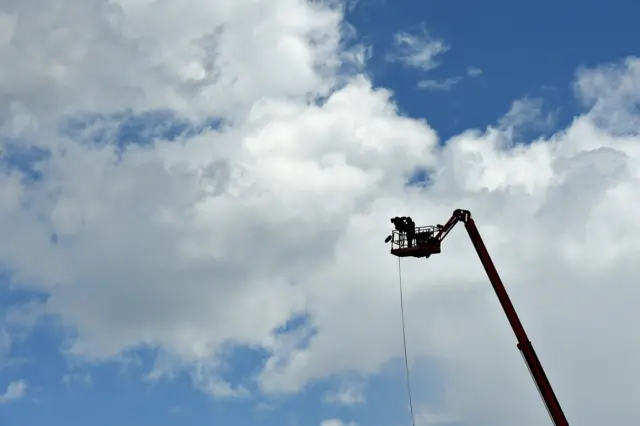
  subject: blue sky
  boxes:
[353,0,638,140]
[1,0,640,425]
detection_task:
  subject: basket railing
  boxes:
[390,225,439,250]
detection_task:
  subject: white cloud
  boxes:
[417,77,463,91]
[62,373,93,388]
[498,97,555,135]
[417,66,482,91]
[574,57,640,134]
[194,371,250,399]
[322,381,366,406]
[1,0,640,424]
[388,28,449,71]
[0,0,356,123]
[466,66,482,77]
[414,406,461,426]
[320,419,357,426]
[0,328,10,358]
[0,380,26,403]
[0,11,17,46]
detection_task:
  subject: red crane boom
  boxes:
[386,209,569,426]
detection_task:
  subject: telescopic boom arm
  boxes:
[392,209,569,426]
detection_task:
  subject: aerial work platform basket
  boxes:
[387,225,441,258]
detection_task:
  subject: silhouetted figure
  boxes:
[390,216,416,248]
[405,217,415,248]
[390,217,405,231]
[390,217,406,246]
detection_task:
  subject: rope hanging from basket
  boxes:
[397,257,416,426]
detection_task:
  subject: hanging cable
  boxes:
[397,257,416,426]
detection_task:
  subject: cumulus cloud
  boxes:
[0,380,26,403]
[0,0,357,124]
[574,57,640,134]
[1,0,640,425]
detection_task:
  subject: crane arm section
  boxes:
[421,209,569,426]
